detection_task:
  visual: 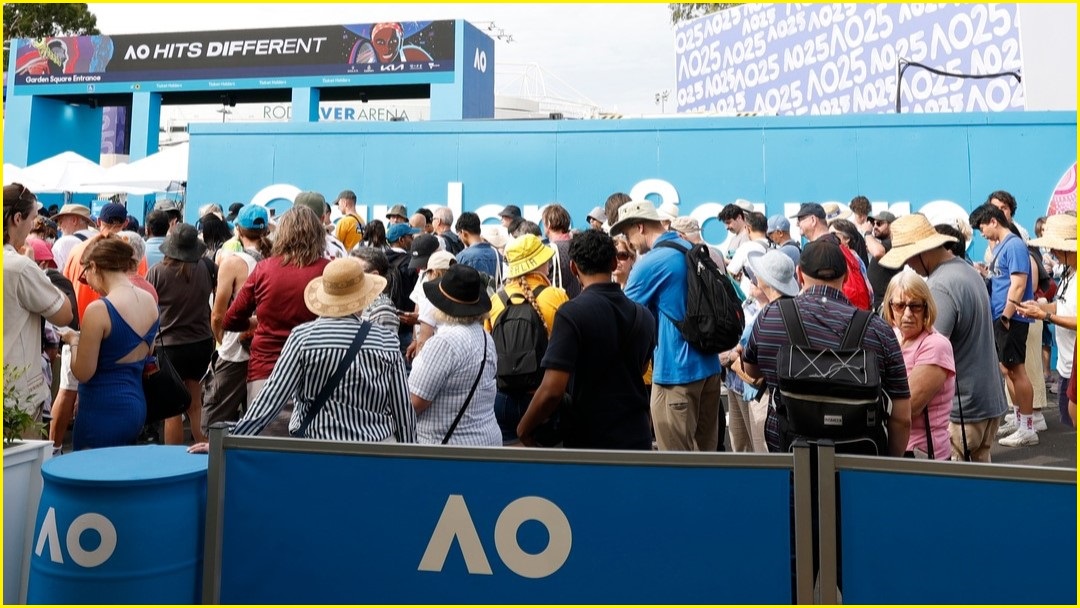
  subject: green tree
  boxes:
[4,3,99,65]
[668,3,740,25]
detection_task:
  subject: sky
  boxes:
[86,3,681,115]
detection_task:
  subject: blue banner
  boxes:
[217,448,794,603]
[675,3,1025,115]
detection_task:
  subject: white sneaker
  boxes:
[998,427,1039,447]
[1033,411,1048,432]
[997,415,1020,437]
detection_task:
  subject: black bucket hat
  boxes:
[423,264,492,317]
[159,223,207,263]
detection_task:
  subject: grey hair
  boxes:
[117,230,146,263]
[432,308,488,327]
[433,206,454,226]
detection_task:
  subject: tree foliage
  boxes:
[4,3,99,65]
[668,3,740,25]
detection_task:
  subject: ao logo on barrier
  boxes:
[418,495,571,578]
[34,507,117,568]
[473,48,488,73]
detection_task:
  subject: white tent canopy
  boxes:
[19,152,107,193]
[82,143,188,191]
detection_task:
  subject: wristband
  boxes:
[1046,313,1055,326]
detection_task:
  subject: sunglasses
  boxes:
[78,264,92,286]
[615,251,632,262]
[874,220,890,227]
[890,301,926,314]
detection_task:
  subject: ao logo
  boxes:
[34,507,117,568]
[473,48,488,73]
[418,495,572,579]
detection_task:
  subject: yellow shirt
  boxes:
[335,214,364,252]
[485,274,568,335]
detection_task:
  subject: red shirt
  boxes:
[223,256,329,381]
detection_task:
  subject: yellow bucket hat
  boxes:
[505,234,555,279]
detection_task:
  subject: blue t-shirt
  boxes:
[624,232,722,385]
[456,242,499,278]
[988,233,1033,322]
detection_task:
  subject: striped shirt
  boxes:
[361,293,400,333]
[232,317,416,442]
[409,323,501,446]
[744,285,910,400]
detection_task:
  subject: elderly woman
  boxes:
[725,250,801,452]
[409,264,501,446]
[883,270,955,459]
[189,257,415,452]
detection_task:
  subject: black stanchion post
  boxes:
[202,423,229,604]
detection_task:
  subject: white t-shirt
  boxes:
[1055,270,1076,377]
[52,228,97,272]
[728,239,769,296]
[4,244,67,413]
[410,274,439,330]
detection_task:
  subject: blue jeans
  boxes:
[493,390,530,444]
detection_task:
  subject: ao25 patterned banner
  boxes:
[674,3,1025,115]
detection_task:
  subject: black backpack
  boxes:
[385,250,417,312]
[491,286,548,392]
[772,298,887,455]
[654,240,744,354]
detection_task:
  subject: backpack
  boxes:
[385,249,417,312]
[491,286,548,392]
[654,240,745,354]
[771,298,887,455]
[1029,245,1056,300]
[441,231,465,256]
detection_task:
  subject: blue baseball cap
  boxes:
[99,203,129,224]
[236,204,269,230]
[387,222,420,243]
[767,214,790,233]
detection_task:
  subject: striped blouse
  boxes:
[232,316,416,442]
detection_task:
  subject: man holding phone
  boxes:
[970,203,1037,447]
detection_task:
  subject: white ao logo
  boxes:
[35,507,118,568]
[418,495,571,579]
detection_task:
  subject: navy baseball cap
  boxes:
[99,203,129,224]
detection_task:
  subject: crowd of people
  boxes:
[4,184,1075,463]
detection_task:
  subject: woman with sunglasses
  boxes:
[882,270,955,460]
[612,235,637,289]
[57,235,159,450]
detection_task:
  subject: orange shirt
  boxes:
[63,235,148,322]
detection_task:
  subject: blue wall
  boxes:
[187,112,1075,256]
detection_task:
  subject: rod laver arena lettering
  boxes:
[122,37,328,61]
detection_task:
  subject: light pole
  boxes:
[655,90,670,113]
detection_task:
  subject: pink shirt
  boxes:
[896,328,955,460]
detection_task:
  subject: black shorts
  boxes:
[159,338,215,381]
[993,318,1028,367]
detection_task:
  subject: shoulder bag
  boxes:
[442,334,489,444]
[292,322,372,438]
[144,333,191,424]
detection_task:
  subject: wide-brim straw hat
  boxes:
[878,213,957,269]
[505,234,555,278]
[305,258,387,318]
[1029,214,1077,252]
[423,264,492,317]
[159,223,207,263]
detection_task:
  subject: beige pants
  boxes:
[727,390,753,452]
[949,417,1001,463]
[747,392,771,453]
[651,374,723,451]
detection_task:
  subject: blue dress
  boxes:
[74,299,159,450]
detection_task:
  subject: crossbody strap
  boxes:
[294,322,372,438]
[442,333,489,444]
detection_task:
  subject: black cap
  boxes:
[799,239,847,281]
[408,234,441,270]
[790,203,826,221]
[498,204,522,219]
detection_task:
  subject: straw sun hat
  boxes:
[878,214,958,269]
[1029,214,1077,252]
[304,258,387,318]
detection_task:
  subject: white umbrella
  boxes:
[82,143,188,191]
[20,151,107,193]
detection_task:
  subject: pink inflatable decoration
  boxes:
[1046,162,1076,215]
